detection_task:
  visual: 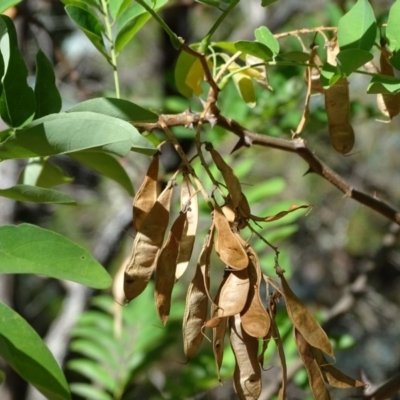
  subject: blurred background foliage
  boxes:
[1,0,400,399]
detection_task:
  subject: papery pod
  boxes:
[183,227,214,359]
[176,173,198,280]
[294,328,331,400]
[240,245,270,338]
[206,143,242,208]
[310,347,363,389]
[124,179,175,301]
[133,153,159,232]
[230,314,261,400]
[324,38,355,154]
[213,203,248,270]
[376,45,400,119]
[278,269,334,358]
[155,211,187,325]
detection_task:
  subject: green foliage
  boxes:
[0,185,76,204]
[0,224,112,288]
[0,301,71,400]
[0,16,35,127]
[0,0,22,14]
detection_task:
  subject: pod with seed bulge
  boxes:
[124,180,174,301]
[155,211,187,325]
[324,39,355,154]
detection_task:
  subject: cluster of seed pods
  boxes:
[122,146,363,399]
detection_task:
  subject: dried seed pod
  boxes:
[213,317,227,381]
[324,39,355,154]
[213,203,248,270]
[310,347,363,389]
[377,46,400,119]
[176,173,198,280]
[133,154,159,232]
[240,246,270,338]
[278,270,334,358]
[305,45,324,94]
[205,268,250,327]
[182,228,214,359]
[124,180,175,302]
[294,329,331,400]
[230,314,262,400]
[206,143,242,208]
[155,211,187,325]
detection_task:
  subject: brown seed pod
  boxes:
[155,211,187,325]
[206,144,242,209]
[133,154,159,232]
[176,173,198,280]
[377,46,400,119]
[205,268,250,327]
[213,203,248,270]
[310,346,363,389]
[240,246,270,338]
[124,179,175,302]
[294,328,331,399]
[230,314,262,400]
[278,270,334,358]
[305,45,324,94]
[324,39,355,154]
[182,228,214,359]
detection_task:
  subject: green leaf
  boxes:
[232,72,256,107]
[21,158,73,188]
[0,112,156,160]
[70,384,112,400]
[367,74,400,94]
[0,301,71,400]
[261,0,279,6]
[0,16,36,127]
[0,184,75,204]
[65,5,109,61]
[0,0,22,14]
[337,0,377,51]
[34,50,62,119]
[234,40,273,60]
[0,224,112,289]
[174,50,205,98]
[115,0,169,53]
[389,50,400,71]
[320,63,344,88]
[68,150,134,195]
[277,51,310,63]
[70,339,119,370]
[336,48,373,76]
[254,26,279,56]
[67,359,116,392]
[109,0,131,20]
[67,97,158,122]
[386,0,400,52]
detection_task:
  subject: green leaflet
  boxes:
[0,224,112,288]
[0,16,35,128]
[0,302,71,400]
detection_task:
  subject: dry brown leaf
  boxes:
[311,347,364,389]
[230,314,262,400]
[182,229,214,359]
[207,145,242,208]
[214,203,248,270]
[279,271,334,358]
[133,154,159,232]
[240,246,270,338]
[294,328,331,400]
[155,211,187,325]
[124,180,174,301]
[251,204,309,223]
[176,173,199,280]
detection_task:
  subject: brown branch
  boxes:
[132,113,400,226]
